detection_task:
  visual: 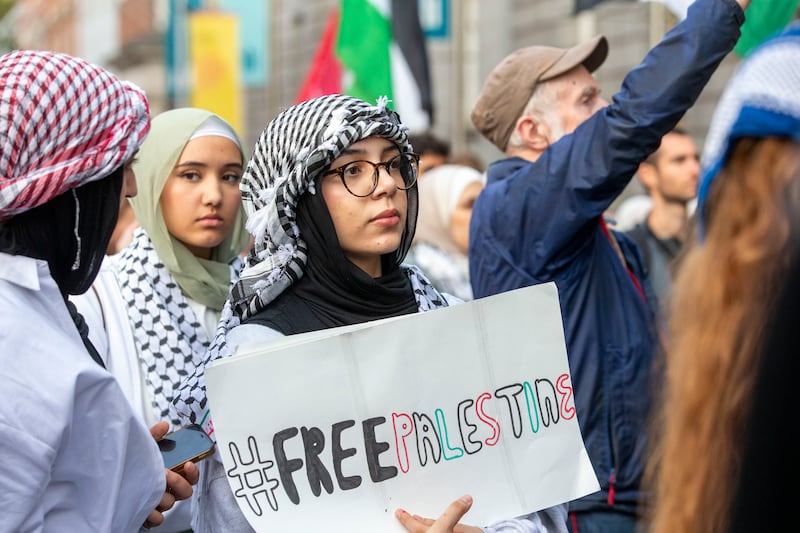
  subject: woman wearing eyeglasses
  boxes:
[174,94,566,532]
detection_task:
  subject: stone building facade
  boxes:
[4,0,742,189]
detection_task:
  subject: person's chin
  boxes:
[376,238,403,256]
[190,235,226,252]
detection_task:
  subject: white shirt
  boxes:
[72,258,207,532]
[0,253,164,533]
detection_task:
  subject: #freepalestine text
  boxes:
[224,374,575,515]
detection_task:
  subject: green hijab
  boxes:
[129,108,249,310]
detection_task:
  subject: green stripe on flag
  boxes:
[735,0,800,56]
[336,0,394,105]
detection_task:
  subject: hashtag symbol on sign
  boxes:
[226,436,281,515]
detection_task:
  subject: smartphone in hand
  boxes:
[158,424,215,473]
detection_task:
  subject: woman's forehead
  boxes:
[346,136,397,151]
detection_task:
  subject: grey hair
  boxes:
[506,79,562,150]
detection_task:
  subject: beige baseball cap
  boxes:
[471,35,609,152]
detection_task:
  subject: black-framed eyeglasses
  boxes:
[322,152,420,197]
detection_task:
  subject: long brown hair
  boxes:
[645,137,800,533]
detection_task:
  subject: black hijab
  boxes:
[0,167,124,366]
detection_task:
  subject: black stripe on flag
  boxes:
[390,0,434,125]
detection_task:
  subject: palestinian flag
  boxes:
[294,9,343,102]
[575,0,799,57]
[294,0,433,131]
[734,0,800,56]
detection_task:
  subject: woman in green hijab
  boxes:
[120,106,248,421]
[72,107,249,532]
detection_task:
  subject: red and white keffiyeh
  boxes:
[0,50,150,220]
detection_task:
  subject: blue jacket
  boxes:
[469,0,744,515]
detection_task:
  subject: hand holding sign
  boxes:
[395,495,479,533]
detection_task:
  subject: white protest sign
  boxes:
[205,282,599,532]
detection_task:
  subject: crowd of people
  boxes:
[4,0,800,531]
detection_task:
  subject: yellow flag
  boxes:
[188,12,241,134]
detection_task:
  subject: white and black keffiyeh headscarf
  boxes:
[118,228,243,428]
[120,229,214,428]
[233,94,417,317]
[173,95,454,431]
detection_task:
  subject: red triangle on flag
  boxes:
[294,8,343,104]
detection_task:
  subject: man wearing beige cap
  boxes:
[468,0,750,532]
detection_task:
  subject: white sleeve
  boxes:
[482,505,569,533]
[0,419,56,531]
[0,344,163,532]
[226,323,286,353]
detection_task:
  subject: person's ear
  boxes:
[637,162,658,192]
[515,115,550,152]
